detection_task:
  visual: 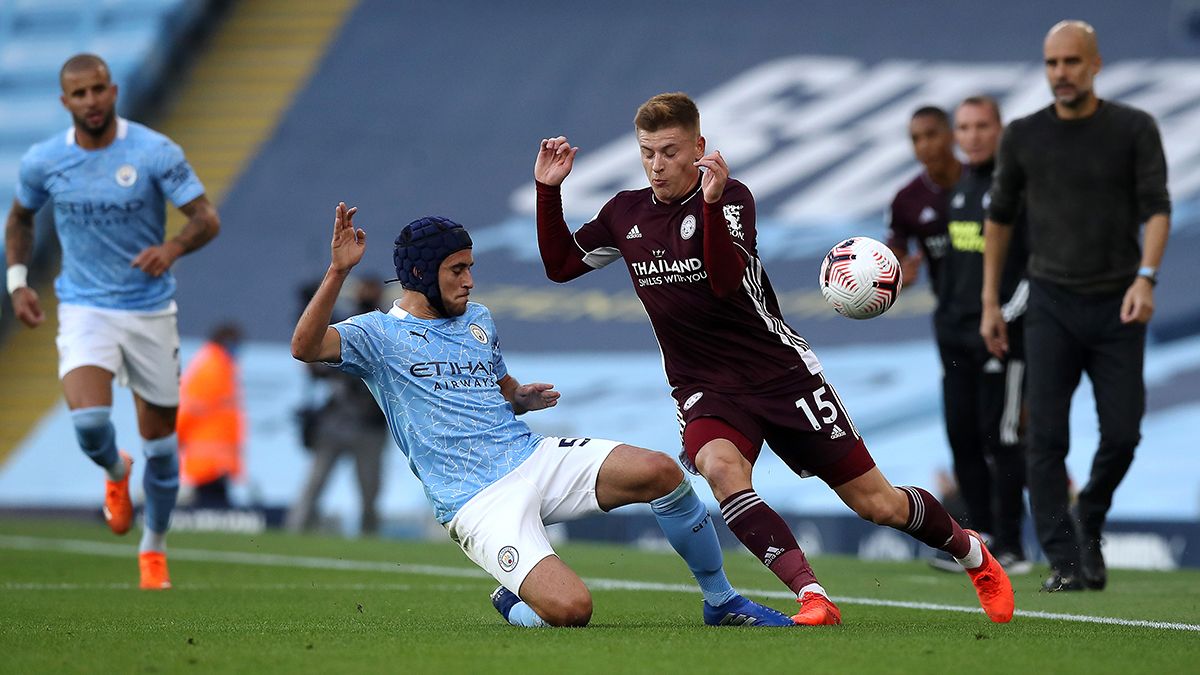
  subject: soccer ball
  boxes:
[818,237,903,320]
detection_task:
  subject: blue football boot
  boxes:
[703,594,796,627]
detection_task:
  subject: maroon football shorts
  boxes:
[676,372,876,488]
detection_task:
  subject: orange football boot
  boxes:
[964,529,1015,623]
[139,551,172,590]
[103,451,134,535]
[791,591,842,626]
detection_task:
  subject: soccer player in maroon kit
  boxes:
[534,92,1014,624]
[886,106,959,289]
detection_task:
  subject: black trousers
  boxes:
[936,319,1027,554]
[1024,279,1145,572]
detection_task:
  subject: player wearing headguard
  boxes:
[534,91,1015,624]
[291,203,797,627]
[4,54,220,589]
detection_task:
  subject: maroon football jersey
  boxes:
[571,178,822,394]
[885,171,951,285]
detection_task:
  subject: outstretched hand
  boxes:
[513,382,560,413]
[331,201,365,273]
[535,137,578,186]
[695,150,729,204]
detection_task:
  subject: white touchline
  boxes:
[3,535,1197,633]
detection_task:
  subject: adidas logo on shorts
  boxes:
[829,424,846,440]
[626,224,642,239]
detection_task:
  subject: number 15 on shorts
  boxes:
[795,386,838,430]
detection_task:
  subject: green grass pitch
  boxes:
[2,518,1198,674]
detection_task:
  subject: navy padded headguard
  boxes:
[393,216,473,315]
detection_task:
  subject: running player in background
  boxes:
[534,92,1014,624]
[291,203,796,628]
[886,106,959,289]
[4,54,220,589]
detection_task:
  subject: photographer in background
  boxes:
[288,276,389,535]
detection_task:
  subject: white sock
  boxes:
[798,582,827,599]
[139,529,167,553]
[105,457,127,482]
[955,535,984,570]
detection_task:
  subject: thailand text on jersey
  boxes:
[886,171,950,285]
[571,178,822,394]
[330,301,542,523]
[15,118,205,311]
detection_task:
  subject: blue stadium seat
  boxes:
[0,156,19,259]
[8,0,96,36]
[0,37,82,86]
[89,25,161,79]
[0,95,68,144]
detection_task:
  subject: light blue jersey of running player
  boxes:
[15,118,206,310]
[329,301,543,523]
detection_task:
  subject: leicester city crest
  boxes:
[469,323,488,344]
[680,214,696,240]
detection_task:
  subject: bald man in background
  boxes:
[980,21,1171,592]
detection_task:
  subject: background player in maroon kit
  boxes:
[533,92,1014,624]
[886,106,960,289]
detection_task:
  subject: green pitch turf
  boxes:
[1,518,1198,674]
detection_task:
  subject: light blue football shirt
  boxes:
[15,118,206,310]
[330,301,543,523]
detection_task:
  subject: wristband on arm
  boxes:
[6,264,28,295]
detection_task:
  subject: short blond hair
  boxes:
[634,92,700,135]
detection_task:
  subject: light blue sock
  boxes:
[507,602,549,628]
[70,407,121,478]
[141,434,179,547]
[651,479,738,607]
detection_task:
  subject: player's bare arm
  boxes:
[4,199,45,328]
[498,374,561,415]
[292,202,364,363]
[534,136,578,187]
[898,250,923,289]
[131,195,221,277]
[885,232,922,291]
[979,218,1013,357]
[1120,212,1169,324]
[695,150,728,204]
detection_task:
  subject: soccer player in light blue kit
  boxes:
[292,202,795,627]
[4,54,220,589]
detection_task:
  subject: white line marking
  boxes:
[3,535,1197,632]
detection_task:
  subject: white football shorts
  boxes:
[56,302,181,407]
[445,436,620,594]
